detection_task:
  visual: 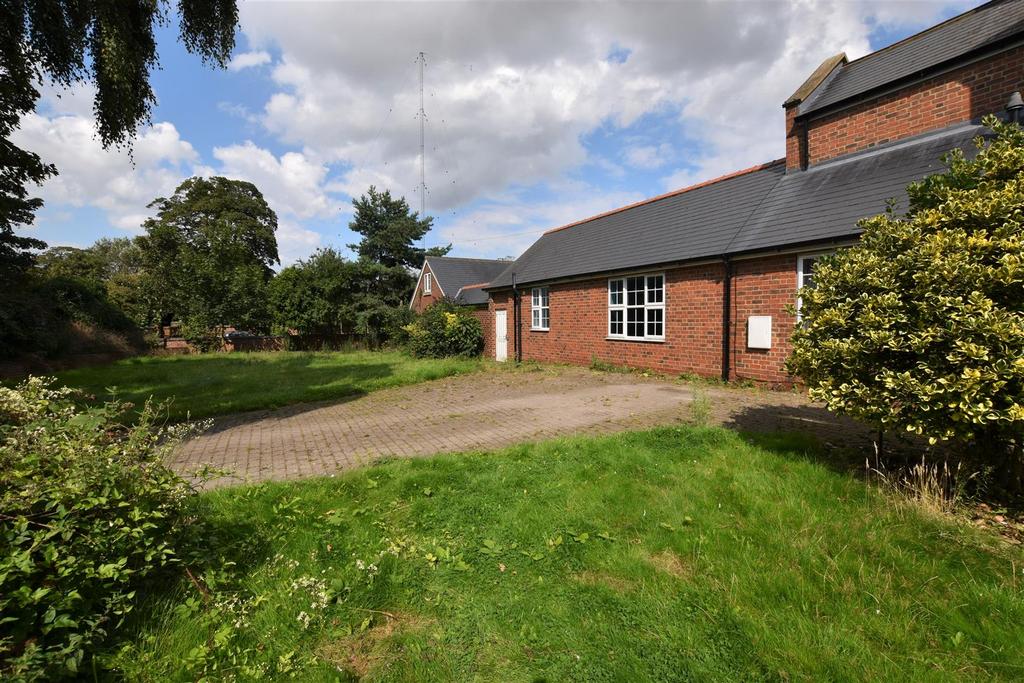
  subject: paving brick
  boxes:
[169,367,879,488]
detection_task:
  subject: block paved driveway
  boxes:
[171,366,876,487]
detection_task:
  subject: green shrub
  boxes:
[405,300,483,358]
[0,378,199,680]
[787,115,1024,489]
[376,305,416,349]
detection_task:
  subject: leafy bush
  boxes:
[405,300,483,358]
[787,116,1024,489]
[0,378,199,680]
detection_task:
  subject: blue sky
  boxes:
[15,0,980,266]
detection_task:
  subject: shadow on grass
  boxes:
[71,355,405,425]
[725,402,956,476]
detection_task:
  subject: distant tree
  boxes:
[343,187,449,345]
[37,238,155,327]
[787,116,1024,490]
[269,248,356,336]
[348,186,450,269]
[346,259,422,346]
[1,1,239,276]
[139,176,279,335]
[36,246,107,282]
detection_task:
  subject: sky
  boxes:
[13,0,984,266]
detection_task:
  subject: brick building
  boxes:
[481,0,1024,383]
[410,256,510,330]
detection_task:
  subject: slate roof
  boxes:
[800,0,1024,116]
[729,123,987,253]
[424,256,509,304]
[452,284,490,306]
[488,123,988,289]
[487,161,786,288]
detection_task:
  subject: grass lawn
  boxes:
[107,427,1024,681]
[53,350,483,421]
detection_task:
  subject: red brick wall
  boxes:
[484,257,803,382]
[466,305,490,355]
[785,105,803,170]
[410,263,442,313]
[795,45,1024,167]
[728,254,799,384]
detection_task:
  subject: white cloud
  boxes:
[238,0,978,218]
[623,143,674,170]
[11,113,197,232]
[12,111,331,262]
[437,186,645,259]
[276,220,323,265]
[228,50,272,71]
[210,141,343,221]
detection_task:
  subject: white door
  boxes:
[494,310,508,362]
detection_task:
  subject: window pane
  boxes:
[802,260,818,290]
[646,307,663,337]
[646,275,663,304]
[541,288,549,306]
[542,310,550,328]
[609,280,623,306]
[609,309,623,335]
[627,307,644,337]
[532,308,540,327]
[627,276,644,306]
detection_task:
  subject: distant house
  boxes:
[482,0,1024,378]
[410,255,510,327]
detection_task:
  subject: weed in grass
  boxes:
[868,454,976,515]
[688,390,712,426]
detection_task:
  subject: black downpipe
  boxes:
[512,274,522,363]
[721,257,732,382]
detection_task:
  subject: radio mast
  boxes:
[417,51,426,221]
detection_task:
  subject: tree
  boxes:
[138,176,279,335]
[1,1,238,274]
[348,186,449,269]
[35,238,155,327]
[269,248,356,336]
[787,115,1024,490]
[343,187,450,345]
[36,246,107,282]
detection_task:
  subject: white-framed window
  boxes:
[796,252,832,319]
[531,287,550,330]
[608,273,664,341]
[423,272,432,295]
